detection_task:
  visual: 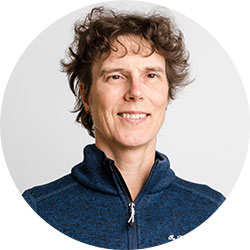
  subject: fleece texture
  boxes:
[22,144,225,249]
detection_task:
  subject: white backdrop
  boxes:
[0,1,248,196]
[0,0,250,250]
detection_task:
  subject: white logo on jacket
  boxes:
[168,234,182,241]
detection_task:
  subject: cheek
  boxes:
[88,89,117,122]
[92,85,123,109]
[152,88,169,109]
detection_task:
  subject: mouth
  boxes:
[117,112,150,120]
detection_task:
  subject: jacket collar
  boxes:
[71,144,176,196]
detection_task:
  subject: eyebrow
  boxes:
[99,66,165,77]
[99,68,125,77]
[144,67,165,74]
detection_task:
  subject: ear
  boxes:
[79,82,89,107]
[165,94,170,110]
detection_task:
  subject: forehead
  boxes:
[92,35,165,73]
[109,35,153,57]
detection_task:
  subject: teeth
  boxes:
[120,113,147,119]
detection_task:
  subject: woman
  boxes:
[22,7,225,249]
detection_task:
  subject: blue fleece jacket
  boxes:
[22,144,225,249]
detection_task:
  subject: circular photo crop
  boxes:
[1,1,249,249]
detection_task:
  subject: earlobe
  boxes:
[79,82,88,107]
[166,94,170,107]
[80,82,91,114]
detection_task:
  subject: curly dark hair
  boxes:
[61,7,191,138]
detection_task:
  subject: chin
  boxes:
[117,133,152,148]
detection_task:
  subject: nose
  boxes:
[124,79,144,102]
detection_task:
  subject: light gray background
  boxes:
[1,1,249,196]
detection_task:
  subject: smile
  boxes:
[117,112,150,123]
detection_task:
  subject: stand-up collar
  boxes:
[71,144,176,196]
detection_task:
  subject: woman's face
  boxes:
[85,36,169,149]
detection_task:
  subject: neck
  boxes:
[95,136,156,201]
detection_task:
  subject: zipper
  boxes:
[128,202,135,227]
[109,161,137,249]
[108,159,159,249]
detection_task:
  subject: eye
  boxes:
[105,74,126,83]
[109,75,121,80]
[147,73,158,78]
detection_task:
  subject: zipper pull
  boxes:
[128,202,135,227]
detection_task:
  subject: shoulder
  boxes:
[171,176,226,207]
[22,174,79,212]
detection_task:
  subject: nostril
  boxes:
[127,96,143,101]
[124,87,144,101]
